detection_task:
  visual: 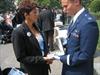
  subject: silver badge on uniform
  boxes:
[71,29,79,38]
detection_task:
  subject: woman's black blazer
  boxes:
[11,22,50,75]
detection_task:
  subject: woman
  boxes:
[11,1,52,75]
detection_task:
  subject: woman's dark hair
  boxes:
[12,9,24,27]
[18,0,37,19]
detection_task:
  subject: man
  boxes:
[37,8,55,51]
[50,0,99,75]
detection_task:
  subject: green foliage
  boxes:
[89,0,100,12]
[81,0,94,8]
[97,38,100,50]
[37,0,61,8]
[97,20,100,50]
[91,12,100,20]
[38,0,50,7]
[97,20,100,27]
[16,0,61,8]
[82,0,89,7]
[0,0,16,12]
[49,0,61,8]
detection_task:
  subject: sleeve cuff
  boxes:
[53,55,60,60]
[67,54,70,65]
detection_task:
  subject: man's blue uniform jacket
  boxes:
[60,10,99,75]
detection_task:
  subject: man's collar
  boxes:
[72,7,85,24]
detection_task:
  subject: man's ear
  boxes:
[74,0,80,5]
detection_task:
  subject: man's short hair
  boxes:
[70,0,82,4]
[60,0,82,4]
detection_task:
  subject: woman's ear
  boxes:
[24,13,27,16]
[24,13,29,20]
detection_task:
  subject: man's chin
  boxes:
[66,13,71,16]
[64,12,70,16]
[67,13,73,16]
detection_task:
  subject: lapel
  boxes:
[23,22,41,52]
[41,33,49,55]
[22,22,48,56]
[67,10,88,38]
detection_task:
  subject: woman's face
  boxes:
[27,8,39,23]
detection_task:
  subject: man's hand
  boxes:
[43,53,61,64]
[47,53,60,60]
[43,54,54,64]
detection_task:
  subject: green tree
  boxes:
[13,0,61,9]
[37,0,60,8]
[82,0,93,7]
[89,0,100,12]
[0,0,16,12]
[50,0,61,8]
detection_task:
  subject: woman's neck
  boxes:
[25,20,39,36]
[25,20,33,29]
